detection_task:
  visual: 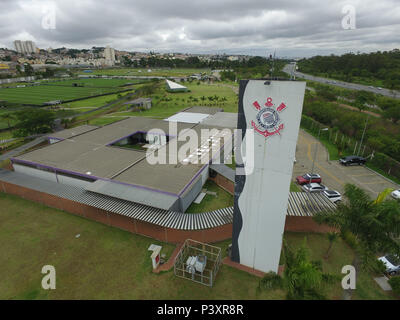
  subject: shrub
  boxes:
[341,230,358,249]
[388,276,400,296]
[258,272,282,290]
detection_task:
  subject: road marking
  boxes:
[306,139,344,186]
[362,181,391,185]
[349,174,375,178]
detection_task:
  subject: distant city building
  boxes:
[14,40,36,54]
[104,46,116,66]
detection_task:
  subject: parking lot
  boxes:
[293,130,400,198]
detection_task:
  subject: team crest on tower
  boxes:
[250,97,287,138]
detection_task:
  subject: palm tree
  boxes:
[325,232,339,259]
[314,183,400,270]
[259,239,337,300]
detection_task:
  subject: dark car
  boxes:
[296,173,322,185]
[339,155,366,166]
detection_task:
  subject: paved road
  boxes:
[293,130,399,198]
[283,64,400,100]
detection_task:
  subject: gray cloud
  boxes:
[0,0,399,57]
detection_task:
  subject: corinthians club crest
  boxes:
[251,97,287,138]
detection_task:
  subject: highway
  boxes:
[283,64,400,100]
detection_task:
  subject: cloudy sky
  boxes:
[1,0,399,57]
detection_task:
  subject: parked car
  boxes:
[378,254,400,276]
[323,190,342,203]
[302,183,327,193]
[391,189,400,200]
[339,155,366,166]
[296,173,322,185]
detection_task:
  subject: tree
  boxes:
[314,184,400,270]
[354,91,369,112]
[13,109,56,137]
[23,63,34,76]
[259,239,337,300]
[0,113,14,128]
[383,105,400,124]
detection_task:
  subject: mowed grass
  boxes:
[0,192,283,300]
[0,85,122,105]
[186,180,233,213]
[0,191,394,300]
[43,78,145,88]
[110,82,238,119]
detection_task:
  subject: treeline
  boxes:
[298,49,400,89]
[309,82,400,122]
[122,55,288,76]
[303,90,400,162]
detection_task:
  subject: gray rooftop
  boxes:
[182,106,223,115]
[201,112,238,129]
[14,116,233,194]
[47,125,99,141]
[0,169,337,229]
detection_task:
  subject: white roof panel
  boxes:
[164,112,210,124]
[166,79,187,90]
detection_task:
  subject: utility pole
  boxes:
[270,50,276,78]
[357,115,369,156]
[310,127,328,182]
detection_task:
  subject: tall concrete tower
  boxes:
[231,79,306,273]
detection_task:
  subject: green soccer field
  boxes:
[43,78,146,88]
[0,85,125,105]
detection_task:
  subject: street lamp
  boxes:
[310,127,329,182]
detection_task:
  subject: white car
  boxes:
[302,183,327,193]
[378,255,400,276]
[323,190,342,203]
[391,189,400,200]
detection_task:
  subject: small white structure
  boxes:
[148,244,162,270]
[165,79,188,92]
[165,112,210,124]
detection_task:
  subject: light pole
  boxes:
[357,115,369,156]
[310,127,328,182]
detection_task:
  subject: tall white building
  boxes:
[104,46,116,66]
[14,40,36,54]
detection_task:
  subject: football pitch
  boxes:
[0,78,143,105]
[43,78,145,88]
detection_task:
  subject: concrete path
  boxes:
[0,136,46,161]
[293,129,399,198]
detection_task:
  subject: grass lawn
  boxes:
[59,91,133,110]
[89,116,129,126]
[186,180,233,213]
[43,78,145,88]
[109,82,238,119]
[290,182,301,192]
[0,84,126,105]
[0,192,395,299]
